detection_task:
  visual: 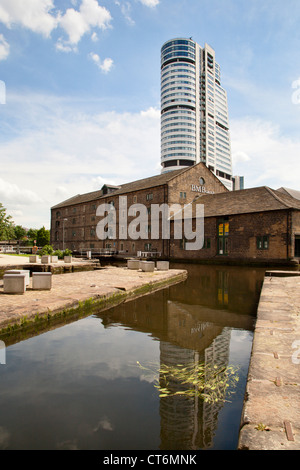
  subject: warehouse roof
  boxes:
[189,186,300,218]
[51,162,226,209]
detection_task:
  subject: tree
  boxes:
[36,226,50,246]
[14,225,27,241]
[26,228,38,245]
[27,228,38,241]
[0,203,15,241]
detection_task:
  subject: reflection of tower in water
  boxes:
[159,328,231,450]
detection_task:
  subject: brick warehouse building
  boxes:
[169,186,300,265]
[50,162,227,255]
[51,164,300,265]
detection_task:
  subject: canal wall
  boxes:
[238,272,300,450]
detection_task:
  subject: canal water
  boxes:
[0,264,265,450]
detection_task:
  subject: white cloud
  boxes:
[55,39,75,53]
[0,34,10,60]
[0,93,160,228]
[0,0,112,55]
[232,151,250,163]
[91,31,98,41]
[139,0,159,7]
[230,117,300,189]
[0,0,58,37]
[115,1,135,26]
[88,52,114,73]
[58,0,112,49]
[140,106,160,119]
[0,177,43,205]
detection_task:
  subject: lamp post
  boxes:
[62,218,68,251]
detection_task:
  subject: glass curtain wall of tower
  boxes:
[161,38,233,190]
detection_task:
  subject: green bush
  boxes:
[40,245,54,255]
[63,248,72,256]
[53,249,63,259]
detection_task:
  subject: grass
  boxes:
[1,253,30,257]
[137,360,239,404]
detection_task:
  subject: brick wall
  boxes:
[170,209,295,263]
[51,186,167,254]
[168,162,228,205]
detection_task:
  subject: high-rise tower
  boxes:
[161,38,233,190]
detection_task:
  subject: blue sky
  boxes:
[0,0,300,229]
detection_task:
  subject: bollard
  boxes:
[5,269,30,286]
[127,259,140,270]
[140,261,155,272]
[32,272,52,290]
[3,274,26,294]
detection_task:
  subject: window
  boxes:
[144,243,151,251]
[257,235,269,250]
[146,193,153,201]
[217,219,229,255]
[180,192,186,199]
[295,235,300,257]
[203,237,211,249]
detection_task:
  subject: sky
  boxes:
[0,0,300,229]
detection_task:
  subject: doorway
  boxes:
[295,235,300,257]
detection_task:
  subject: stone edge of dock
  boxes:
[238,271,300,450]
[0,268,187,343]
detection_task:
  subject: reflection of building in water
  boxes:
[159,328,231,450]
[169,264,264,316]
[203,327,231,448]
[95,265,263,449]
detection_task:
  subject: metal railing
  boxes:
[138,251,161,258]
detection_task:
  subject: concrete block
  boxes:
[29,255,39,263]
[41,255,51,264]
[156,261,169,271]
[3,274,26,294]
[140,261,155,272]
[51,255,58,263]
[32,272,52,290]
[5,270,30,286]
[64,256,72,263]
[127,259,140,270]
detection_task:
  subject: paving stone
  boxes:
[238,273,300,450]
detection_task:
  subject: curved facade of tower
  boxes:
[160,38,233,191]
[161,38,198,172]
